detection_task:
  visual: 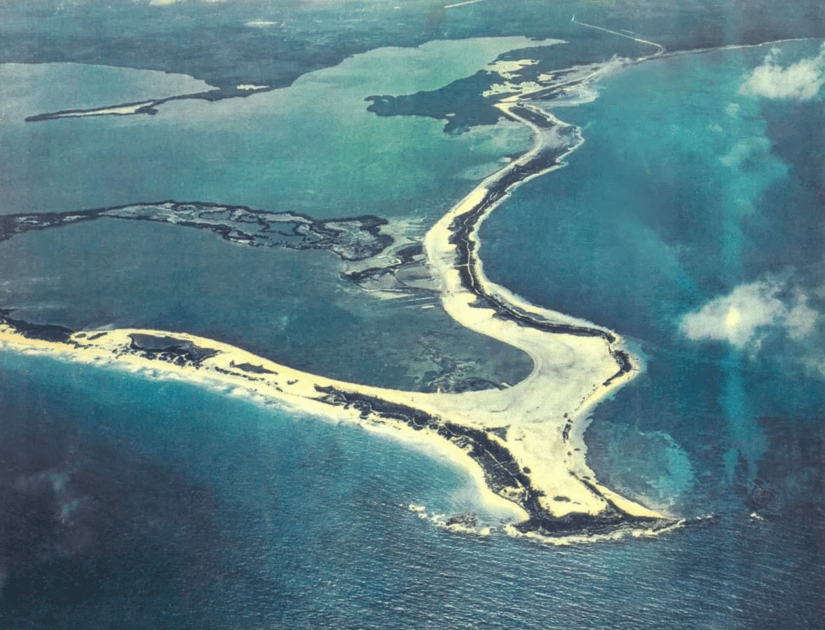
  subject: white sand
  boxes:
[0,323,527,521]
[49,101,155,118]
[1,45,674,536]
[417,101,663,520]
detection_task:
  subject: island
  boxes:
[0,28,683,543]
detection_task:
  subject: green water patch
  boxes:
[0,39,535,219]
[0,38,549,391]
[0,219,532,391]
[0,62,212,121]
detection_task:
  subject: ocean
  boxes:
[2,352,819,629]
[1,33,823,629]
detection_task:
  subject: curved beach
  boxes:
[0,38,680,541]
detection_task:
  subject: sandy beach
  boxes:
[0,47,679,540]
[0,315,664,526]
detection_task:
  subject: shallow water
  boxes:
[0,40,541,391]
[0,39,536,218]
[1,34,823,629]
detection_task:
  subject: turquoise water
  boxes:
[481,39,825,585]
[1,36,824,629]
[483,42,823,339]
[2,352,821,629]
[0,41,539,391]
[0,40,534,217]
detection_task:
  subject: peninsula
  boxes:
[0,35,681,542]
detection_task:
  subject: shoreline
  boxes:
[0,218,672,541]
[0,38,681,542]
[0,321,531,521]
[0,318,673,537]
[418,98,668,528]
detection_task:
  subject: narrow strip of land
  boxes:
[1,29,682,542]
[444,0,484,8]
[572,15,666,55]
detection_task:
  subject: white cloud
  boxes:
[786,297,819,339]
[740,44,825,101]
[680,279,786,349]
[680,276,821,351]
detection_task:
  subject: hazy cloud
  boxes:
[680,275,821,352]
[786,298,819,339]
[681,279,786,349]
[740,44,825,101]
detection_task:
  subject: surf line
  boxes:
[0,306,671,544]
[0,46,680,544]
[0,89,673,543]
[444,0,484,8]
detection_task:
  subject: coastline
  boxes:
[0,316,672,537]
[0,322,531,521]
[418,97,667,526]
[0,218,671,541]
[0,38,681,542]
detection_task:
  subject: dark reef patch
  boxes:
[0,310,73,343]
[0,201,393,263]
[231,361,277,375]
[363,36,657,134]
[367,71,503,134]
[128,333,219,366]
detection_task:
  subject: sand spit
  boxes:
[571,15,666,55]
[2,36,680,542]
[0,110,671,534]
[24,89,241,123]
[25,100,168,122]
[0,321,529,521]
[418,99,667,524]
[0,314,667,536]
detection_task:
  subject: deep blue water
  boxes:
[1,37,824,629]
[1,353,821,629]
[481,40,825,626]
